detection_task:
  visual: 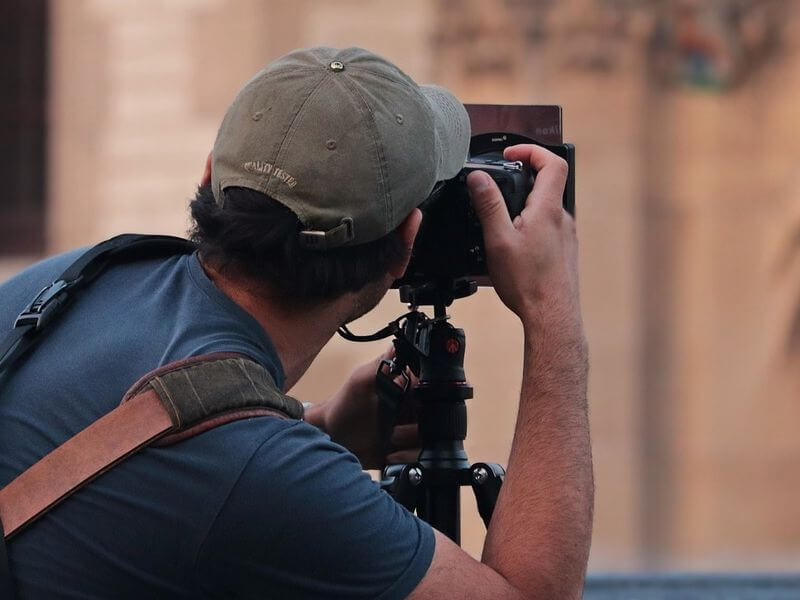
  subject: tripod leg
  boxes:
[419,484,461,545]
[469,462,505,529]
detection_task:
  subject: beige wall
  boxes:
[651,26,800,567]
[4,0,796,571]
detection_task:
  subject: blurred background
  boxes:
[2,0,799,573]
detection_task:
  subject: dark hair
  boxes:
[189,184,406,303]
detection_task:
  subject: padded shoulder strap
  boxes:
[124,352,304,446]
[0,353,302,541]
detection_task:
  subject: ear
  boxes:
[388,208,423,279]
[200,152,212,186]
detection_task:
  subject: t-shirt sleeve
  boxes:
[195,421,435,600]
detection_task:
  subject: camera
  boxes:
[395,131,575,289]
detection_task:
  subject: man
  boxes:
[0,47,591,598]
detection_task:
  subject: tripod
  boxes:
[343,279,505,544]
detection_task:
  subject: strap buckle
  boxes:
[14,279,77,331]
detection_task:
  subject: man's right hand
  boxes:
[466,144,582,339]
[408,144,592,600]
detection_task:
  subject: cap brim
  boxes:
[420,85,471,181]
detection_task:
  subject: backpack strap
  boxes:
[0,353,302,542]
[0,234,197,595]
[0,234,196,376]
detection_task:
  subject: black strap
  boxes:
[0,234,195,597]
[0,234,196,377]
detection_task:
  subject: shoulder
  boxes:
[195,419,435,600]
[0,248,87,322]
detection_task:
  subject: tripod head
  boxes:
[338,277,478,403]
[338,277,477,447]
[338,278,504,543]
[397,278,477,313]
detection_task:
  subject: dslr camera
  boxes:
[395,116,575,293]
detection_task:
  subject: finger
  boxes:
[467,170,515,247]
[386,449,421,465]
[378,344,395,362]
[390,423,420,449]
[503,144,569,215]
[504,143,561,171]
[395,393,419,424]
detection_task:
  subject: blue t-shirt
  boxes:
[0,248,434,599]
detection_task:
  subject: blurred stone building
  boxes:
[1,0,799,571]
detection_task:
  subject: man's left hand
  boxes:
[305,348,421,470]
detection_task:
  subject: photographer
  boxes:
[0,47,591,599]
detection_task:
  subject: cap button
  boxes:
[329,61,345,72]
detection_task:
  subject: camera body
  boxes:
[395,132,575,289]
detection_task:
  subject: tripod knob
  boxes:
[472,466,490,485]
[407,467,423,486]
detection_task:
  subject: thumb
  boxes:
[467,171,514,244]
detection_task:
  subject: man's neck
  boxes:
[200,260,346,391]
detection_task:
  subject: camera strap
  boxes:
[0,233,195,595]
[0,235,306,595]
[0,353,302,540]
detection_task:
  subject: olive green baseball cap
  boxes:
[211,46,470,249]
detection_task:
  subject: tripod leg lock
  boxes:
[381,463,423,513]
[470,462,505,528]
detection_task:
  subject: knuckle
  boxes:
[545,203,564,223]
[475,196,506,220]
[563,213,577,235]
[485,235,513,255]
[553,156,569,177]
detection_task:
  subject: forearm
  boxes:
[482,321,592,599]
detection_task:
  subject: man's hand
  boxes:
[305,348,420,470]
[409,145,591,600]
[467,144,582,339]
